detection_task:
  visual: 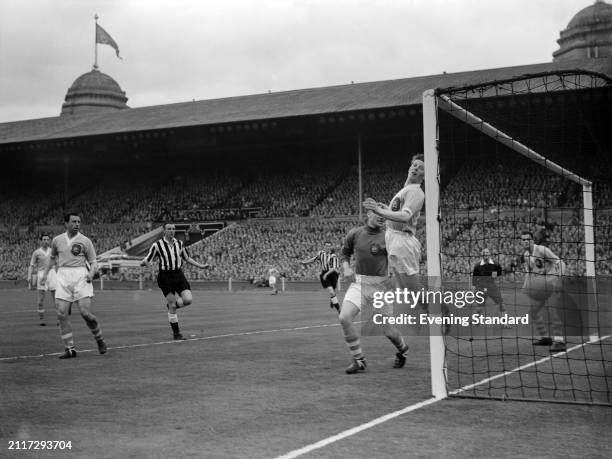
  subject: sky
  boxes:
[0,0,594,123]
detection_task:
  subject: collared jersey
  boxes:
[341,225,388,277]
[473,259,503,287]
[145,238,189,271]
[387,183,424,233]
[30,247,52,271]
[314,250,339,273]
[524,244,564,276]
[51,232,96,268]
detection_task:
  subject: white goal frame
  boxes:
[422,86,598,399]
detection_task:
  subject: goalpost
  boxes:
[422,71,612,405]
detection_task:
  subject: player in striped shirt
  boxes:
[27,234,57,326]
[141,223,210,340]
[301,241,341,313]
[41,213,107,359]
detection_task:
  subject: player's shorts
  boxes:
[37,269,57,291]
[157,269,191,297]
[343,275,388,311]
[269,276,277,286]
[476,283,502,304]
[385,228,421,275]
[320,271,339,289]
[55,267,93,302]
[522,274,557,302]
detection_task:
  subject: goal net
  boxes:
[423,71,612,405]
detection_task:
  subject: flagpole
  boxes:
[94,14,99,70]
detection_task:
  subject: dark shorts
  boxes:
[478,284,502,304]
[157,270,191,297]
[320,271,339,289]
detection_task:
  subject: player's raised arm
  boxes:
[363,198,414,224]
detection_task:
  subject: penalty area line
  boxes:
[0,322,344,361]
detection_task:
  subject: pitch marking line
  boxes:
[275,334,611,459]
[0,322,345,361]
[449,334,612,396]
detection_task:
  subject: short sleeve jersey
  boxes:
[524,244,563,276]
[341,226,388,277]
[30,247,51,271]
[387,184,425,233]
[51,232,97,268]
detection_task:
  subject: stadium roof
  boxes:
[1,57,611,145]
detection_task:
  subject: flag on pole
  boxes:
[96,23,122,59]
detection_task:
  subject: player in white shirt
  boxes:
[363,154,426,301]
[42,213,107,359]
[520,231,566,352]
[268,267,280,295]
[27,234,57,326]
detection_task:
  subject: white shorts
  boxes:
[37,269,57,291]
[522,274,557,302]
[55,267,94,302]
[385,228,421,275]
[269,276,277,286]
[343,275,388,311]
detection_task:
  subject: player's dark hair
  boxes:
[64,212,79,223]
[411,154,424,163]
[521,231,534,239]
[40,233,50,240]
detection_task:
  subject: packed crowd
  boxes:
[2,152,612,281]
[311,162,408,217]
[179,218,359,282]
[441,157,574,211]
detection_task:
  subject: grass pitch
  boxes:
[1,288,610,458]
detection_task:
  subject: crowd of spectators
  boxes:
[178,218,359,282]
[2,152,612,282]
[441,157,573,211]
[311,162,408,217]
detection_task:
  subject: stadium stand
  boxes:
[2,151,611,282]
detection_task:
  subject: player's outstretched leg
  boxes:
[77,298,107,354]
[339,300,366,374]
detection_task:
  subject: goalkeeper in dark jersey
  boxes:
[472,248,510,328]
[339,207,409,374]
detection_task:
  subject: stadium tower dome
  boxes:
[60,68,128,116]
[553,0,612,61]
